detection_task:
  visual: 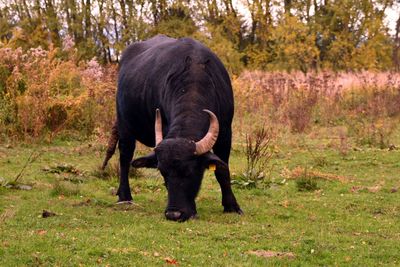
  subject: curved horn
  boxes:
[195,109,219,155]
[155,109,163,146]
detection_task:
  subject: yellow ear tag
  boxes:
[208,164,216,171]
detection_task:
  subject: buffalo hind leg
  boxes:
[213,135,243,214]
[117,136,135,202]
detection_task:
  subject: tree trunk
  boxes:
[45,0,61,47]
[394,12,400,71]
[84,0,91,38]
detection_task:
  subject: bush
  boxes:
[0,46,116,141]
[233,125,274,189]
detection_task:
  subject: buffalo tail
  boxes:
[101,120,119,170]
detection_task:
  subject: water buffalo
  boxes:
[102,35,242,221]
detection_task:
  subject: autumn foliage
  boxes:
[1,44,399,147]
[0,45,116,141]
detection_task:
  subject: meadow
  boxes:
[1,128,399,266]
[1,47,400,265]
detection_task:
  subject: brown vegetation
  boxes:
[1,46,400,150]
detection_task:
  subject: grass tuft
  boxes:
[50,180,81,197]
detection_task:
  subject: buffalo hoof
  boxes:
[223,205,244,215]
[116,200,133,205]
[165,211,182,221]
[116,189,133,203]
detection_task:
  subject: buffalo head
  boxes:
[132,109,227,222]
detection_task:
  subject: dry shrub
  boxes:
[245,126,274,180]
[285,88,318,133]
[233,125,275,188]
[233,70,400,147]
[346,118,398,149]
[0,46,116,141]
[1,45,400,146]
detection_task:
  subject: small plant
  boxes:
[43,163,83,175]
[51,180,81,197]
[233,125,274,188]
[293,166,320,192]
[92,160,141,180]
[296,177,319,192]
[313,156,328,167]
[286,89,318,133]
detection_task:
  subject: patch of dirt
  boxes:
[281,166,350,183]
[247,250,296,259]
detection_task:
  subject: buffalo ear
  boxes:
[202,152,228,171]
[131,152,158,168]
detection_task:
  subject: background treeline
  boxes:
[1,0,400,73]
[1,0,400,143]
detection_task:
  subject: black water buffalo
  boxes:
[102,35,242,221]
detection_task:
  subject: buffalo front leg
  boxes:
[213,134,243,214]
[214,167,243,214]
[117,137,135,203]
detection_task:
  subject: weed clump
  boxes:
[51,180,80,197]
[296,177,319,192]
[233,126,274,189]
[92,160,141,180]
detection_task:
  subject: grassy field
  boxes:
[1,129,400,266]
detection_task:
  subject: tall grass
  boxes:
[234,70,400,148]
[0,45,116,142]
[1,45,400,148]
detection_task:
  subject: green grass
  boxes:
[1,131,400,266]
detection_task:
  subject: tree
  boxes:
[393,1,400,70]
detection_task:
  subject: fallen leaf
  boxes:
[37,230,47,235]
[164,257,179,265]
[281,200,289,208]
[140,251,150,256]
[247,250,295,259]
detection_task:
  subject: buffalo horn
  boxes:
[155,109,163,146]
[195,109,219,155]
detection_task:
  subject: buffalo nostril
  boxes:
[165,211,182,221]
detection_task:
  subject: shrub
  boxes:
[346,118,398,149]
[233,125,274,189]
[285,88,318,133]
[0,46,117,141]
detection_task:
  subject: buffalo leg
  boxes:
[117,135,135,202]
[213,132,242,214]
